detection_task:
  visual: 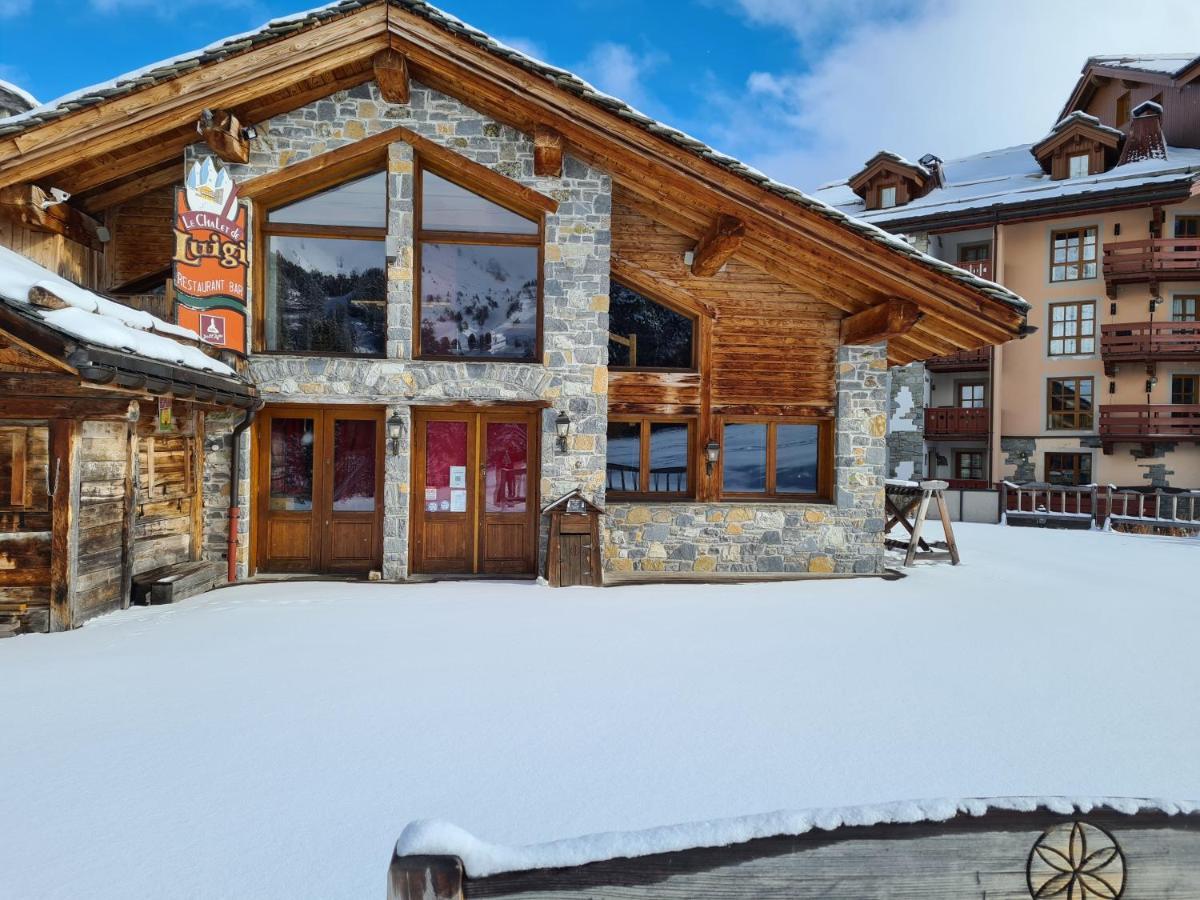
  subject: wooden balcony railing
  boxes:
[955,258,992,280]
[924,406,989,437]
[944,478,990,490]
[924,346,991,371]
[1100,321,1200,363]
[1001,482,1200,531]
[1102,238,1200,287]
[1099,404,1200,441]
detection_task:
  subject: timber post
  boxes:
[388,854,464,900]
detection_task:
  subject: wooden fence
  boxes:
[1002,482,1200,530]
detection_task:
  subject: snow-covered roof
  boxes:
[0,0,1029,317]
[1044,110,1124,142]
[0,244,237,378]
[1087,53,1199,77]
[396,797,1199,877]
[0,79,39,113]
[814,142,1200,228]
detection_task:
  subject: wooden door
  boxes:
[255,406,383,575]
[410,407,538,576]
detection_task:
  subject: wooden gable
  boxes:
[1031,116,1122,179]
[847,153,933,210]
[0,0,1026,365]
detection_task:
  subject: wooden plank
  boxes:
[199,109,249,165]
[533,126,564,178]
[374,48,411,104]
[121,419,137,610]
[48,418,78,631]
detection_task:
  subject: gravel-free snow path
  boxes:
[0,523,1196,897]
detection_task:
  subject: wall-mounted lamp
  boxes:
[241,125,258,142]
[387,412,405,456]
[555,411,571,452]
[1146,377,1158,394]
[704,440,721,476]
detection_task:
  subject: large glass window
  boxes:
[417,167,541,361]
[1047,377,1094,430]
[1046,453,1092,486]
[605,418,693,498]
[1050,227,1098,282]
[1048,300,1096,356]
[262,172,387,355]
[608,282,695,370]
[719,419,829,501]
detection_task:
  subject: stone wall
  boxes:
[603,344,889,576]
[886,362,926,481]
[202,411,251,577]
[190,79,610,579]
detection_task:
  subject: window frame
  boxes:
[955,380,987,409]
[878,185,898,209]
[1049,226,1099,283]
[1045,452,1092,487]
[413,156,545,363]
[1174,216,1200,240]
[1116,92,1131,128]
[1047,300,1097,357]
[605,416,696,501]
[1172,295,1198,322]
[255,162,389,358]
[957,241,991,264]
[954,449,985,482]
[1046,376,1095,431]
[607,279,699,373]
[717,416,834,503]
[1172,374,1199,406]
[1067,153,1090,179]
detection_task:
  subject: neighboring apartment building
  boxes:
[815,53,1200,492]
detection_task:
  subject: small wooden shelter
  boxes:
[542,490,603,587]
[0,248,257,635]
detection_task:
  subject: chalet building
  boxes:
[0,0,1026,610]
[817,53,1200,496]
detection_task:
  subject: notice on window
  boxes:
[425,488,438,502]
[450,489,467,512]
[449,466,467,488]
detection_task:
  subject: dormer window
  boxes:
[847,151,933,211]
[1068,153,1090,179]
[1031,112,1121,181]
[879,186,897,209]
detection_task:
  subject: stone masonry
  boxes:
[886,361,926,481]
[194,80,611,579]
[603,344,889,576]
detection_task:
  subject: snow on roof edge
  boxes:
[395,796,1199,878]
[0,0,1029,317]
[0,79,39,111]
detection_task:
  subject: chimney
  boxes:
[1118,101,1167,166]
[919,153,945,188]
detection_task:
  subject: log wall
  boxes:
[103,184,174,292]
[133,405,202,576]
[0,217,103,290]
[75,420,131,621]
[0,423,52,634]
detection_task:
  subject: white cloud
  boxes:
[0,0,31,17]
[574,42,666,111]
[88,0,260,15]
[713,0,1200,190]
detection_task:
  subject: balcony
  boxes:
[1102,238,1200,293]
[924,346,992,372]
[1100,321,1200,367]
[1099,404,1200,446]
[955,258,993,280]
[924,406,990,438]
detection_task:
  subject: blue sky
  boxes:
[2,0,1200,188]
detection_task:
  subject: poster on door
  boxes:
[172,156,248,353]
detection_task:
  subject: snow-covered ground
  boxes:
[0,523,1196,898]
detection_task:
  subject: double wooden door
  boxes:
[411,407,538,576]
[255,405,384,575]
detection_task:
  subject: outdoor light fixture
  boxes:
[555,411,571,452]
[241,125,258,141]
[704,440,721,475]
[387,412,405,456]
[1146,377,1158,394]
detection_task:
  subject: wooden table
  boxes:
[885,479,960,567]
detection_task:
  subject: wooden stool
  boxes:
[885,479,961,567]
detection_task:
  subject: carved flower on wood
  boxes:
[1027,821,1125,899]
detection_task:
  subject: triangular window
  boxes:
[268,171,387,228]
[608,282,695,370]
[421,171,538,235]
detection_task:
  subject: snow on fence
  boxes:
[387,800,1200,899]
[1001,482,1200,532]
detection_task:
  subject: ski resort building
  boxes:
[0,0,1028,628]
[816,54,1200,503]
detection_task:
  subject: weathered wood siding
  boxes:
[75,420,131,620]
[103,184,174,292]
[0,218,103,290]
[611,192,840,418]
[0,423,51,634]
[133,407,200,575]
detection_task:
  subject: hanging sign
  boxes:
[173,156,248,352]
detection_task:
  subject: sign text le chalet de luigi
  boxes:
[172,157,249,353]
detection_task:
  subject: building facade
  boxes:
[0,0,1026,612]
[818,54,1200,494]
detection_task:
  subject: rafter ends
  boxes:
[840,299,923,345]
[374,48,411,104]
[690,214,745,277]
[533,126,564,177]
[199,109,250,165]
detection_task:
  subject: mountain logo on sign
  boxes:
[185,157,239,220]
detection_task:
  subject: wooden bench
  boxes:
[131,561,225,606]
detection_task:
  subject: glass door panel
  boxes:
[485,422,527,513]
[424,421,469,514]
[332,419,377,512]
[269,418,315,511]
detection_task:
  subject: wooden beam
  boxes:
[78,163,180,214]
[199,109,249,165]
[690,214,745,277]
[840,299,923,345]
[0,184,109,251]
[533,126,564,177]
[48,418,79,632]
[374,48,411,104]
